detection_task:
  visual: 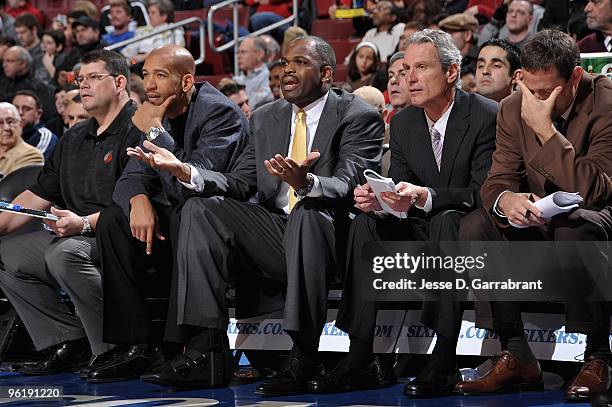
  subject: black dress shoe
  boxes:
[404,363,462,398]
[141,347,234,388]
[18,338,91,375]
[79,348,122,379]
[87,344,162,383]
[307,356,396,394]
[255,353,325,396]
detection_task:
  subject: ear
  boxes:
[511,68,521,84]
[115,74,128,93]
[465,30,473,43]
[570,66,582,89]
[182,73,195,92]
[447,62,459,84]
[321,65,333,83]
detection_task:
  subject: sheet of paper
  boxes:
[509,191,582,228]
[363,169,407,219]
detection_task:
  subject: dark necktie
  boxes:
[553,117,566,134]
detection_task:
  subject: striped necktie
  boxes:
[430,125,442,171]
[288,109,307,211]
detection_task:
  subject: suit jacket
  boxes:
[193,88,385,210]
[481,74,612,228]
[578,32,609,53]
[389,89,498,216]
[113,82,249,216]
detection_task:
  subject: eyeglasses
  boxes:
[0,118,19,128]
[75,73,115,86]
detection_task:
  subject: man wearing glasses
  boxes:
[0,102,43,177]
[0,49,141,376]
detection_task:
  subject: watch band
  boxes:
[81,216,93,236]
[295,173,315,197]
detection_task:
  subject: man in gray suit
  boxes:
[311,29,498,397]
[127,36,384,392]
[89,45,248,382]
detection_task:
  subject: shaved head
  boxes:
[148,45,195,76]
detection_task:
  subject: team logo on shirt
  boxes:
[104,151,113,164]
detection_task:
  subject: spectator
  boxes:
[247,0,293,43]
[362,0,405,61]
[122,0,185,64]
[128,73,147,106]
[0,46,59,132]
[476,38,521,102]
[234,36,274,109]
[0,1,17,41]
[439,13,480,73]
[261,34,281,63]
[63,93,91,128]
[460,65,478,93]
[12,90,58,159]
[397,21,427,51]
[407,0,442,26]
[0,102,43,177]
[218,82,252,119]
[578,0,612,52]
[56,16,104,88]
[41,30,67,80]
[0,36,17,75]
[14,13,49,82]
[268,59,283,100]
[382,51,409,175]
[282,26,308,56]
[347,42,387,91]
[479,0,534,48]
[353,85,386,115]
[102,0,136,50]
[4,0,44,29]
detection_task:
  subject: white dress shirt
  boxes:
[415,101,455,214]
[180,92,330,214]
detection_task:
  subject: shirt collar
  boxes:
[86,100,136,139]
[424,101,455,137]
[292,91,329,123]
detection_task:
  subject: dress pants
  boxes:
[96,203,175,344]
[336,209,467,345]
[0,228,112,355]
[164,196,338,351]
[459,207,612,335]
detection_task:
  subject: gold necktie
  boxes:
[288,109,307,211]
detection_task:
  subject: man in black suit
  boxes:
[89,45,248,382]
[124,36,384,393]
[309,29,498,396]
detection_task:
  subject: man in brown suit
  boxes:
[458,29,612,402]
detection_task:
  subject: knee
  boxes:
[44,239,89,279]
[459,208,492,240]
[554,222,607,241]
[181,196,225,223]
[287,202,334,230]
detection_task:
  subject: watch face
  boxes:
[147,128,161,141]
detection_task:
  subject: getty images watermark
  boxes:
[356,241,612,302]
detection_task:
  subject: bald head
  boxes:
[148,45,195,76]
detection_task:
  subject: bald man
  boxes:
[90,45,249,383]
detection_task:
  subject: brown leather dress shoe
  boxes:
[455,351,543,395]
[565,356,612,402]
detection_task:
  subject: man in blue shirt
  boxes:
[12,90,58,159]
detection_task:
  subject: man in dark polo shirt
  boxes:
[0,49,140,376]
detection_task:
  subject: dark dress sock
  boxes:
[585,331,612,362]
[499,329,536,363]
[429,333,457,370]
[348,335,374,371]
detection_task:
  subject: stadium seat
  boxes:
[327,38,359,63]
[315,0,336,17]
[196,74,233,87]
[0,164,43,203]
[311,18,355,40]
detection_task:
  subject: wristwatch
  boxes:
[81,216,93,236]
[294,173,315,198]
[146,126,165,142]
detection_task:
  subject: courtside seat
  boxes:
[311,18,355,40]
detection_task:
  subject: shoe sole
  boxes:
[454,381,544,396]
[18,361,90,376]
[564,393,591,403]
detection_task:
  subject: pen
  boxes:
[524,194,534,221]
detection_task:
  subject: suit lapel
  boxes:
[412,109,440,185]
[263,100,293,201]
[309,90,338,173]
[439,90,470,186]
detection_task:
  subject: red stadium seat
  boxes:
[334,64,348,82]
[311,19,355,40]
[315,0,336,17]
[195,74,233,87]
[327,38,359,64]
